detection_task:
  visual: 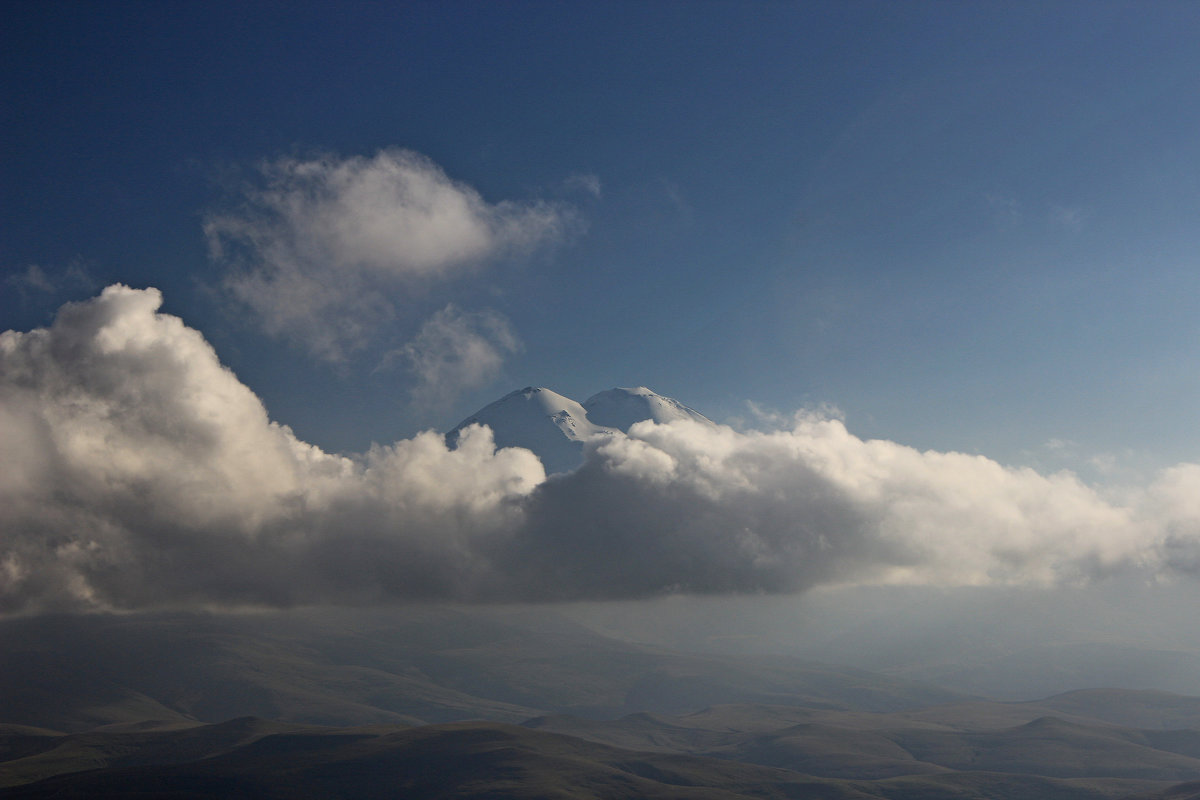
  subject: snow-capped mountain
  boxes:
[449,387,613,475]
[449,386,713,474]
[583,386,712,431]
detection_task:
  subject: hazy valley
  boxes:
[5,607,1200,798]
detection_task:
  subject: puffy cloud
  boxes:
[506,417,1147,600]
[396,304,521,409]
[206,149,571,361]
[0,286,540,611]
[3,286,1200,613]
[0,286,316,527]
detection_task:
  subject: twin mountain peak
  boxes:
[449,387,713,474]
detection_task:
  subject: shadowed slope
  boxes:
[0,720,1171,800]
[0,610,965,733]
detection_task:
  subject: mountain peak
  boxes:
[583,387,714,432]
[449,387,610,475]
[450,386,713,475]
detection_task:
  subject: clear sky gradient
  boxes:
[5,0,1200,478]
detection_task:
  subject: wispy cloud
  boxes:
[394,304,522,409]
[1049,204,1088,232]
[984,192,1021,227]
[9,265,55,293]
[205,149,573,361]
[564,172,602,198]
[6,262,95,301]
[659,178,693,225]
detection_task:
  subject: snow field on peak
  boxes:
[583,387,714,432]
[450,386,711,474]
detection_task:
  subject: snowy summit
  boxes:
[449,386,713,474]
[582,386,712,431]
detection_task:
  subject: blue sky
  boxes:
[5,0,1200,476]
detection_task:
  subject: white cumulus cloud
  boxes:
[4,286,1200,613]
[0,286,542,611]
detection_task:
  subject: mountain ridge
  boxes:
[448,386,713,474]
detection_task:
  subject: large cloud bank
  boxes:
[2,286,1199,613]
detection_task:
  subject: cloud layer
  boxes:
[206,149,569,362]
[2,286,1200,613]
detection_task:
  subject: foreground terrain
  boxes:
[5,610,1200,798]
[4,708,1200,798]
